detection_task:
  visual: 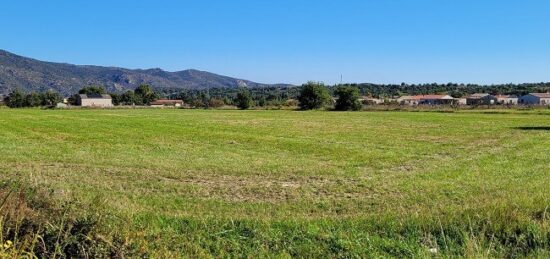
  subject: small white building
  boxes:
[77,94,113,107]
[398,95,456,105]
[519,93,550,105]
[495,95,518,105]
[466,93,497,105]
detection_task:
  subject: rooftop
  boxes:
[399,95,453,100]
[467,93,490,99]
[529,93,550,98]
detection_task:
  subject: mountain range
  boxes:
[0,49,292,95]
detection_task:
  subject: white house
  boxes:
[519,93,550,105]
[495,95,519,105]
[359,97,383,105]
[466,93,497,105]
[398,95,456,105]
[77,94,113,107]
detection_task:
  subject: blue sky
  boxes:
[1,0,549,85]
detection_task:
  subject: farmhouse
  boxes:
[466,93,496,105]
[397,96,421,105]
[77,94,113,107]
[495,95,519,105]
[398,95,456,105]
[519,93,550,105]
[150,99,185,107]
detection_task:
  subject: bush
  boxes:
[297,82,330,110]
[334,86,362,111]
[4,89,25,108]
[235,88,253,110]
[4,90,63,108]
[208,98,225,108]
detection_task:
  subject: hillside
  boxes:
[0,49,291,95]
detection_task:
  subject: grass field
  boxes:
[0,108,549,257]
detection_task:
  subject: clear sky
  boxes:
[1,0,549,85]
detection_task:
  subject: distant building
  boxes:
[397,95,421,105]
[495,95,518,105]
[77,94,113,107]
[457,98,467,105]
[398,95,456,105]
[360,97,383,105]
[466,93,496,105]
[150,99,184,107]
[519,93,550,105]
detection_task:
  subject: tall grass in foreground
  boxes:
[0,183,548,257]
[0,182,142,258]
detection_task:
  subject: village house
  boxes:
[398,95,456,105]
[77,93,113,107]
[150,99,185,107]
[397,95,421,105]
[519,93,550,105]
[495,95,519,105]
[359,96,383,105]
[466,93,497,105]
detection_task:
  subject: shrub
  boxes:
[4,89,25,108]
[235,88,253,110]
[334,86,362,111]
[297,82,330,110]
[208,98,225,108]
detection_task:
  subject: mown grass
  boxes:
[0,109,548,257]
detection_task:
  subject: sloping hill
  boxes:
[0,49,291,95]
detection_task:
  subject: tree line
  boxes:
[2,89,63,108]
[2,85,160,108]
[72,85,159,106]
[3,81,550,110]
[157,82,550,108]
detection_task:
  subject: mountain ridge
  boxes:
[0,49,292,95]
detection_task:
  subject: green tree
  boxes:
[110,93,121,106]
[120,91,137,105]
[258,97,267,107]
[24,92,43,107]
[297,81,330,110]
[134,84,157,105]
[235,88,253,110]
[334,86,362,111]
[41,90,62,107]
[79,86,105,95]
[5,89,25,108]
[208,98,225,108]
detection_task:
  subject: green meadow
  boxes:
[0,108,548,257]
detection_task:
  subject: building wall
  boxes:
[520,95,540,105]
[81,99,113,107]
[467,96,496,105]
